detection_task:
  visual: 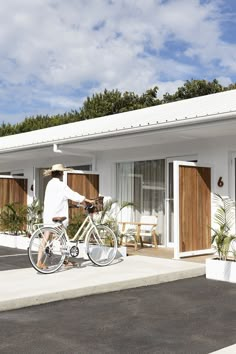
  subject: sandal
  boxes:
[63,260,77,267]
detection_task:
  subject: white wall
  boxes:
[23,167,34,205]
[96,135,236,200]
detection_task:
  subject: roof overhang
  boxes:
[0,113,236,165]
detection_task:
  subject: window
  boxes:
[0,171,24,176]
[69,165,92,171]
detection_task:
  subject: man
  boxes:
[36,163,93,269]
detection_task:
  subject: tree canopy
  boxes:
[0,79,236,137]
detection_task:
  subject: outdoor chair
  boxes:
[119,215,158,250]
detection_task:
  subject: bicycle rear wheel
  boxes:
[28,226,67,274]
[86,225,117,266]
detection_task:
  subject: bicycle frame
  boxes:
[33,211,104,247]
[48,212,102,246]
[71,214,96,244]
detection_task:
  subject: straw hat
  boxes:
[43,163,73,176]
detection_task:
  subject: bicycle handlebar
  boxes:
[70,196,104,213]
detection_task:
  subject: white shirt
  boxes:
[43,178,85,227]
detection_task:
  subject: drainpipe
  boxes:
[92,155,97,170]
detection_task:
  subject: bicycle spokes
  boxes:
[28,227,67,274]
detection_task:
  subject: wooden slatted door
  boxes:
[173,162,212,259]
[0,177,28,208]
[66,172,99,221]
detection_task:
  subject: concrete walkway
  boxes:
[209,344,236,353]
[0,255,205,312]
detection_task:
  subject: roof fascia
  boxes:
[0,110,236,154]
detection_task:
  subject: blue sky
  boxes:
[1,0,236,125]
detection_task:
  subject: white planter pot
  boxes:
[116,246,127,258]
[69,243,126,259]
[0,233,30,250]
[206,258,236,283]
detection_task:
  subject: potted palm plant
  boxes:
[93,198,133,257]
[206,194,236,283]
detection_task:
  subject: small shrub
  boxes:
[0,202,27,235]
[67,212,85,239]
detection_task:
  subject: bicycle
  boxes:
[28,201,118,274]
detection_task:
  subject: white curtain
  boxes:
[116,159,165,244]
[116,162,135,222]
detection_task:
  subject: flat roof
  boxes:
[1,89,236,152]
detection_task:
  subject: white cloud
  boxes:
[157,80,186,98]
[0,0,235,123]
[216,76,233,86]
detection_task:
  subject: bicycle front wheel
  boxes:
[28,226,67,274]
[86,225,117,266]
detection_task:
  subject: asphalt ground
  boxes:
[0,245,79,271]
[0,276,236,354]
[0,246,31,270]
[0,245,235,353]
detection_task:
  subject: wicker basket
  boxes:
[94,196,104,212]
[86,196,104,214]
